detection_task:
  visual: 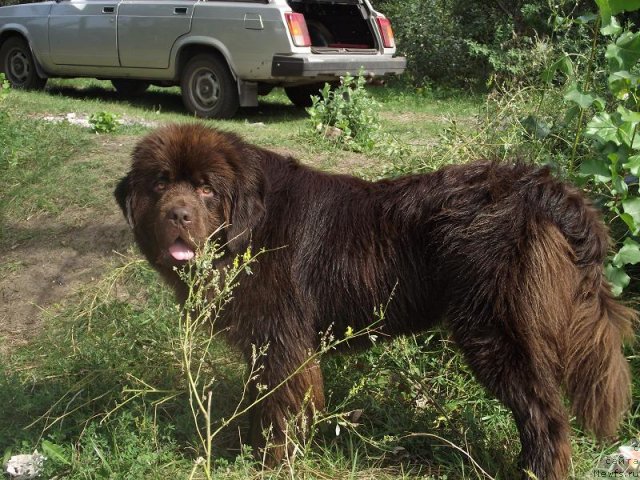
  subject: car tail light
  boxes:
[376,17,395,49]
[285,12,311,47]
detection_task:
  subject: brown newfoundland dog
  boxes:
[115,123,635,479]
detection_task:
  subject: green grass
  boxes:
[0,79,637,479]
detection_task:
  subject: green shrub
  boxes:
[568,4,640,295]
[376,0,487,88]
[307,73,381,152]
[89,111,119,134]
[375,0,595,88]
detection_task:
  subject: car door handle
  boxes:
[174,7,188,14]
[102,6,115,13]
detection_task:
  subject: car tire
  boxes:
[0,37,47,90]
[285,83,326,109]
[111,79,150,96]
[180,54,239,119]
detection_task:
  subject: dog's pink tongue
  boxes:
[169,240,195,261]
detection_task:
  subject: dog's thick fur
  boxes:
[115,123,635,479]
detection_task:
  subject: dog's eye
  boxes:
[198,185,214,196]
[154,180,167,193]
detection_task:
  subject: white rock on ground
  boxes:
[4,452,45,480]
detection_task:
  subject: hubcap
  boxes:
[191,67,220,110]
[8,49,30,84]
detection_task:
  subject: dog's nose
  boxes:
[170,206,192,225]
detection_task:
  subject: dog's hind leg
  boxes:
[447,224,581,479]
[450,324,570,479]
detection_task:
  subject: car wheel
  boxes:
[285,83,326,109]
[111,79,150,96]
[0,37,47,90]
[180,54,239,119]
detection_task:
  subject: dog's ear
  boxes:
[226,155,266,253]
[114,174,136,228]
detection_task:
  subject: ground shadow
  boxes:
[45,85,308,122]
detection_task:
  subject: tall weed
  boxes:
[307,73,381,152]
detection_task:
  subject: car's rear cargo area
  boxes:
[287,0,377,53]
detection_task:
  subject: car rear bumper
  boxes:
[271,54,406,78]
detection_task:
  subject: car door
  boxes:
[48,0,120,66]
[117,0,196,69]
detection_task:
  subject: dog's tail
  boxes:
[565,279,635,437]
[528,168,636,438]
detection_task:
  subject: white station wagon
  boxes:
[0,0,406,118]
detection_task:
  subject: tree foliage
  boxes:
[375,0,595,88]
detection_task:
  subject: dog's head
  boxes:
[115,124,266,268]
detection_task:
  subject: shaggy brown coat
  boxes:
[115,123,636,479]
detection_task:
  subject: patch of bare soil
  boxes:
[0,211,133,355]
[0,134,137,355]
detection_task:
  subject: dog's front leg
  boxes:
[247,345,325,467]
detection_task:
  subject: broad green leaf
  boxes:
[595,0,612,23]
[579,156,612,182]
[622,197,640,232]
[542,55,574,83]
[521,115,551,139]
[601,15,623,35]
[617,105,640,122]
[605,263,630,296]
[41,440,71,465]
[564,87,597,109]
[608,152,629,195]
[613,173,629,196]
[562,104,581,126]
[593,96,606,111]
[617,120,640,148]
[585,112,621,145]
[609,0,640,14]
[598,0,640,26]
[613,237,640,267]
[606,31,640,71]
[609,151,620,169]
[609,70,640,99]
[620,212,637,233]
[624,154,640,175]
[577,12,598,24]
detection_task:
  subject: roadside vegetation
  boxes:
[1,0,639,478]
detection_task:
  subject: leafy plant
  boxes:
[89,111,119,134]
[307,73,381,152]
[0,73,9,103]
[541,1,640,295]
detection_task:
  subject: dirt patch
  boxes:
[0,211,133,356]
[0,132,137,355]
